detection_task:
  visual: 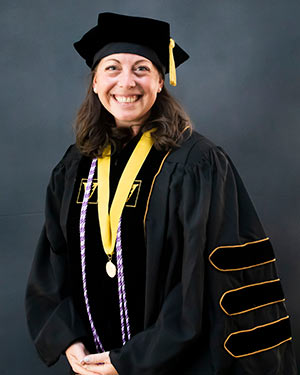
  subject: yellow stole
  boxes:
[97,130,154,277]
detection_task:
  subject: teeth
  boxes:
[115,95,139,103]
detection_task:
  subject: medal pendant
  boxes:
[106,260,117,278]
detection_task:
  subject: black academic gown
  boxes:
[25,130,297,375]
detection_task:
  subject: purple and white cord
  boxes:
[79,158,103,352]
[116,216,131,345]
[79,157,131,352]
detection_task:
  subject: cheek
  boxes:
[146,84,159,104]
[94,73,114,94]
[97,83,114,105]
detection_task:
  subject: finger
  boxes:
[83,352,109,365]
[70,357,101,375]
[99,364,118,375]
[83,363,117,375]
[66,352,85,365]
[71,362,101,375]
[82,363,105,372]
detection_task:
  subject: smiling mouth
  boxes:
[113,95,141,103]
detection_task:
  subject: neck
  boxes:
[115,123,142,137]
[130,125,141,136]
[115,112,151,136]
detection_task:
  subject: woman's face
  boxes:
[93,53,164,129]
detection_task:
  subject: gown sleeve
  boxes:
[25,159,88,366]
[109,143,297,374]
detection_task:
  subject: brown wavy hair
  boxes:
[74,71,192,157]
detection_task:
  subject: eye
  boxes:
[136,66,150,72]
[105,65,118,71]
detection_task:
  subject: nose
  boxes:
[117,69,136,88]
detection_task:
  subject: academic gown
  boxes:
[66,134,167,353]
[25,130,297,375]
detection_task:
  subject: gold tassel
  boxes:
[169,38,177,86]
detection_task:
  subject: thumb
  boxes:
[82,351,110,365]
[66,341,90,360]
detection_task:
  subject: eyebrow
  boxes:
[103,58,120,63]
[134,59,151,65]
[103,58,151,65]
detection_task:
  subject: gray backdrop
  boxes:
[1,1,299,374]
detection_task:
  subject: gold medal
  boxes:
[106,260,117,278]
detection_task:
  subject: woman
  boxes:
[26,12,297,375]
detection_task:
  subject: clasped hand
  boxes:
[66,341,118,375]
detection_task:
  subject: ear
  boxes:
[93,75,98,93]
[158,76,164,92]
[93,75,97,86]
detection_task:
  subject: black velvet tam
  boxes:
[73,12,189,71]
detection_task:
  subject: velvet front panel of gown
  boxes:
[66,135,167,353]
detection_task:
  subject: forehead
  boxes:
[99,53,153,65]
